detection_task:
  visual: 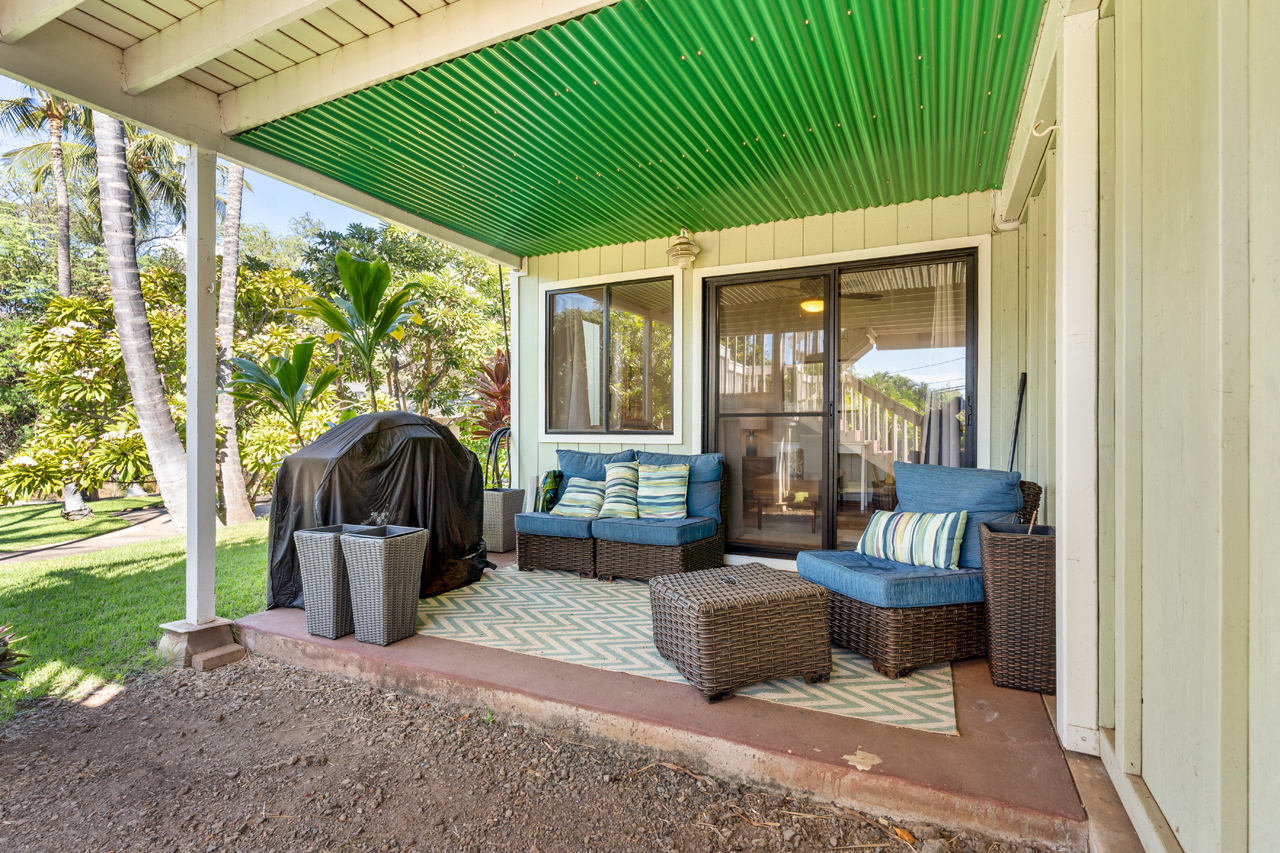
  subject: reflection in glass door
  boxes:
[834,257,974,548]
[706,252,976,557]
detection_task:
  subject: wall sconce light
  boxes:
[666,227,701,269]
[800,299,824,313]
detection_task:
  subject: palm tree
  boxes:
[290,251,419,413]
[226,339,340,446]
[216,163,257,525]
[7,120,192,242]
[93,111,190,531]
[0,89,90,298]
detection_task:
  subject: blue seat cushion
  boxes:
[513,512,594,540]
[636,451,724,522]
[797,549,984,609]
[556,449,636,501]
[893,463,1023,568]
[591,516,718,547]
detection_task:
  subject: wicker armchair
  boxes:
[814,480,1042,678]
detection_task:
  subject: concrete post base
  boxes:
[158,617,243,669]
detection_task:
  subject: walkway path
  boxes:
[0,507,176,564]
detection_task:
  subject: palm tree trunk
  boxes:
[61,484,92,521]
[92,111,190,531]
[216,164,256,525]
[49,117,72,298]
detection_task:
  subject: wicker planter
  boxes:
[341,526,430,646]
[650,564,831,701]
[979,521,1056,693]
[294,524,375,639]
[483,488,524,553]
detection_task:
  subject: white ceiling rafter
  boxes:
[220,0,618,134]
[123,0,334,95]
[0,18,522,265]
[0,0,84,43]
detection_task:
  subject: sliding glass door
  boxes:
[705,250,977,557]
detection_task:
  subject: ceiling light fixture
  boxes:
[800,299,824,313]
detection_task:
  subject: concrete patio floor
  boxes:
[236,555,1136,851]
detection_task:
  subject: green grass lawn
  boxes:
[0,522,268,721]
[0,496,165,552]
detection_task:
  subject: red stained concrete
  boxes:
[238,557,1087,849]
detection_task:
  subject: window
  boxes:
[547,277,674,433]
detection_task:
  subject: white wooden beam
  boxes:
[998,1,1062,223]
[185,145,218,625]
[0,0,82,43]
[0,18,521,266]
[1054,7,1100,758]
[221,0,618,134]
[123,0,331,95]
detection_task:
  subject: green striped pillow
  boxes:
[637,463,689,519]
[549,477,606,518]
[598,461,640,519]
[856,510,968,570]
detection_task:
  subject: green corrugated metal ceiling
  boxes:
[235,0,1045,259]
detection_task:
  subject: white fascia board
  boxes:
[123,0,333,95]
[0,0,82,44]
[997,1,1063,223]
[0,18,521,266]
[221,0,619,134]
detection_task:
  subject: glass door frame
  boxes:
[702,248,980,558]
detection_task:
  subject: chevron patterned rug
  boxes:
[417,567,957,735]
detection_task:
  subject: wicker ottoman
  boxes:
[649,564,831,701]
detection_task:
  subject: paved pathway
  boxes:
[0,507,177,564]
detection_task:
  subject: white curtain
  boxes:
[922,269,964,466]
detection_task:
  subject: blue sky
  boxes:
[0,75,380,236]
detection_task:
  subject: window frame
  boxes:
[700,247,980,558]
[540,271,681,440]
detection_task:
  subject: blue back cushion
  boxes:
[893,462,1023,568]
[556,449,636,500]
[637,451,724,523]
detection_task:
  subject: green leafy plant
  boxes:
[225,338,340,445]
[0,626,28,682]
[482,706,496,726]
[289,250,419,413]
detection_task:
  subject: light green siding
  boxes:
[1100,0,1268,848]
[512,191,1024,495]
[1249,1,1280,845]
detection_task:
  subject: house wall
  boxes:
[511,192,1030,520]
[1099,0,1272,848]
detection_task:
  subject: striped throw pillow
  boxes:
[549,477,606,518]
[598,461,640,519]
[637,463,689,519]
[856,510,968,570]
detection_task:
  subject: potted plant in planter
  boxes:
[472,349,522,553]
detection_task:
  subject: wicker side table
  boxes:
[341,526,430,646]
[979,522,1056,693]
[483,488,525,553]
[649,564,831,701]
[294,524,375,639]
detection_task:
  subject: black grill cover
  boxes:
[266,411,487,609]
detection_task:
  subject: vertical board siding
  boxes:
[1250,0,1280,843]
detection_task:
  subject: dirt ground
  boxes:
[0,656,1059,853]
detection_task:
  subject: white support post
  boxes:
[1054,9,1101,756]
[185,146,218,626]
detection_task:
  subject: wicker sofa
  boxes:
[514,449,726,581]
[798,464,1042,678]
